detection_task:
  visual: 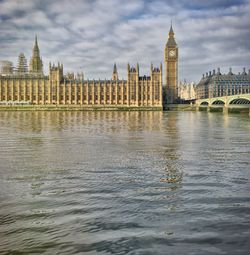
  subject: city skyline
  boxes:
[0,0,249,82]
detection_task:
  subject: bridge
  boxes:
[195,93,250,115]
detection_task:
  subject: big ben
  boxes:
[165,23,178,104]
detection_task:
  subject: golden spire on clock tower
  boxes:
[165,22,178,104]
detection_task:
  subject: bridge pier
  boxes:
[223,106,228,115]
[207,106,210,112]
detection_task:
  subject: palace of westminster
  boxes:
[0,25,178,109]
[1,23,249,108]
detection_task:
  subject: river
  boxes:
[0,111,249,254]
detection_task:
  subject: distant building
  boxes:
[196,68,250,99]
[0,61,13,75]
[178,80,196,101]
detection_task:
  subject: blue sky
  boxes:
[0,0,249,82]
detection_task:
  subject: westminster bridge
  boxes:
[195,93,250,115]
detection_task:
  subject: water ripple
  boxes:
[0,111,250,254]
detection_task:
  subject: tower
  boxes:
[49,62,63,83]
[165,22,178,104]
[29,35,43,75]
[127,63,139,106]
[112,63,118,80]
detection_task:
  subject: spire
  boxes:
[113,63,117,74]
[169,21,174,36]
[169,20,174,34]
[166,21,177,46]
[33,35,39,53]
[112,63,118,80]
[29,35,43,75]
[35,35,38,47]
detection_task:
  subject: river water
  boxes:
[0,111,249,255]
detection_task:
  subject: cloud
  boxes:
[0,0,249,82]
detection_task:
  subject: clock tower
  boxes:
[165,23,178,104]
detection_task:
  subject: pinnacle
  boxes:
[113,63,117,73]
[169,21,174,34]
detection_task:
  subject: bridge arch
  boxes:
[212,100,225,105]
[200,101,209,105]
[229,98,250,105]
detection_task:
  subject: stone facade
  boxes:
[178,80,196,101]
[196,68,250,99]
[0,37,163,108]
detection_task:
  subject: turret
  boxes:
[49,62,63,83]
[136,62,139,73]
[127,63,130,73]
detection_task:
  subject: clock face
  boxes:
[169,50,175,57]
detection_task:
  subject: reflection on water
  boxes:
[0,111,250,254]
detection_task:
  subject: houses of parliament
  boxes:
[0,25,178,109]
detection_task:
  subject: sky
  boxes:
[0,0,249,83]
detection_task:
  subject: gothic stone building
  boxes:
[0,25,178,108]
